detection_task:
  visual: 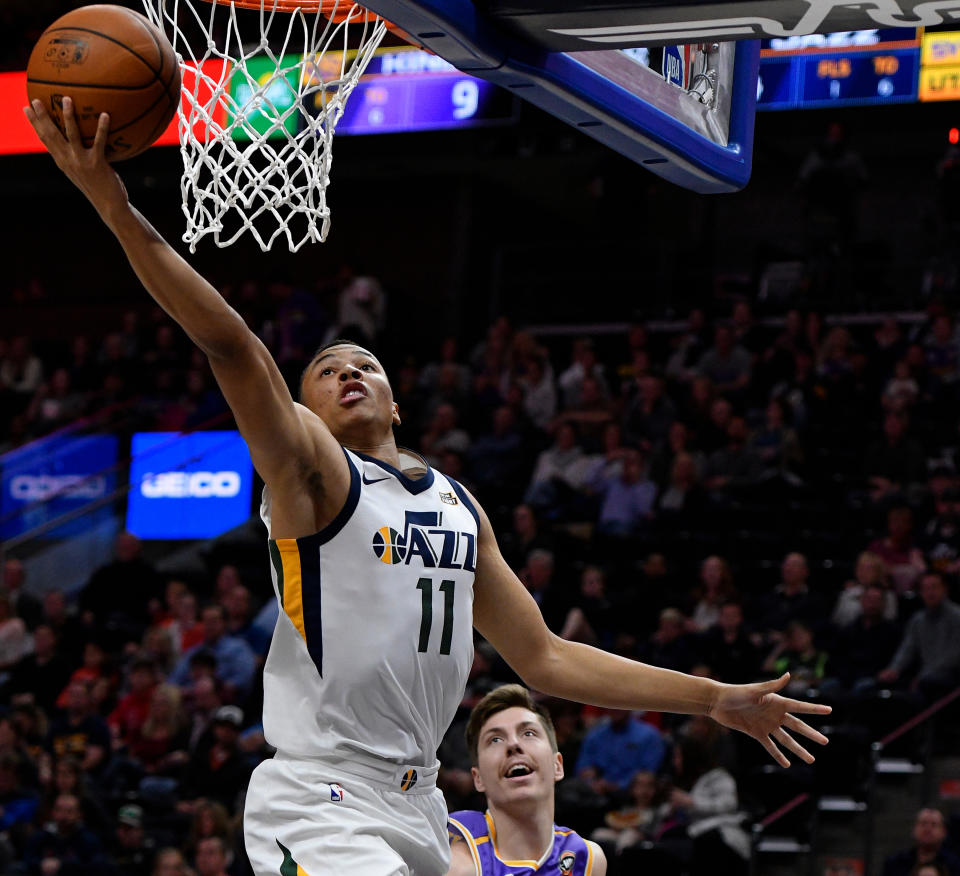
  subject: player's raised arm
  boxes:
[465,487,831,768]
[23,98,339,494]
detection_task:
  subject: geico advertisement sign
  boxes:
[9,474,108,502]
[140,471,242,499]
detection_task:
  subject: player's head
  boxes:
[465,684,562,809]
[298,339,400,444]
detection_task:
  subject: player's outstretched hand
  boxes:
[23,96,128,212]
[708,672,831,768]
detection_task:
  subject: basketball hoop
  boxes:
[141,0,395,251]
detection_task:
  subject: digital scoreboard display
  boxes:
[758,28,960,109]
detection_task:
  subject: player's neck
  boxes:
[487,800,555,864]
[344,436,402,469]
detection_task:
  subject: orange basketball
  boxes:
[26,4,181,162]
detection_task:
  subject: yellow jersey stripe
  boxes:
[448,817,482,876]
[275,538,307,642]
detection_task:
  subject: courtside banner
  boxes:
[0,434,118,539]
[126,431,254,539]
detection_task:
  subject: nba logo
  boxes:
[329,783,345,802]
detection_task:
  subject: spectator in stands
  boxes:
[575,708,667,803]
[109,654,158,751]
[184,675,223,758]
[665,308,710,387]
[518,549,570,633]
[193,834,233,876]
[126,683,190,777]
[41,588,86,667]
[183,797,233,863]
[48,680,111,775]
[882,807,960,876]
[883,359,921,413]
[555,374,614,452]
[923,313,959,398]
[179,705,252,814]
[419,402,471,470]
[168,603,257,701]
[639,608,697,674]
[221,585,270,659]
[755,552,826,642]
[0,336,44,419]
[591,769,665,857]
[832,551,897,628]
[558,337,609,409]
[517,352,557,431]
[623,374,677,452]
[419,336,471,398]
[560,565,617,650]
[152,847,192,876]
[592,448,658,538]
[24,367,89,437]
[699,601,762,685]
[687,555,738,633]
[702,416,764,499]
[79,531,164,645]
[24,792,108,876]
[3,558,42,631]
[524,421,590,521]
[0,751,39,844]
[107,804,156,876]
[923,486,960,580]
[878,571,960,700]
[5,624,71,716]
[825,584,901,696]
[498,503,556,572]
[38,754,112,840]
[868,505,928,595]
[653,734,750,876]
[762,620,828,697]
[863,412,928,506]
[730,300,766,358]
[749,397,804,483]
[649,420,705,489]
[695,324,752,402]
[466,405,527,506]
[159,586,204,658]
[655,451,708,524]
[0,590,31,674]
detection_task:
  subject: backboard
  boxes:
[360,0,761,192]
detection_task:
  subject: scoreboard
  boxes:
[758,28,960,110]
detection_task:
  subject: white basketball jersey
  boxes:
[260,447,477,767]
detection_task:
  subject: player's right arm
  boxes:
[24,99,347,516]
[444,835,478,876]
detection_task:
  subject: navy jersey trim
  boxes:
[353,448,436,495]
[448,478,481,529]
[314,448,362,546]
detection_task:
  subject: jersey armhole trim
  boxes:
[312,448,361,546]
[448,478,480,529]
[448,817,482,876]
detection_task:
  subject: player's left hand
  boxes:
[708,672,831,767]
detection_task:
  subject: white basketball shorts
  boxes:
[244,751,450,876]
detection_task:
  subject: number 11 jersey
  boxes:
[260,447,478,768]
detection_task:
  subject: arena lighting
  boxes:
[950,127,959,144]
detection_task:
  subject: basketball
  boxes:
[26,4,180,162]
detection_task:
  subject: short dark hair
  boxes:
[298,337,372,400]
[465,684,558,766]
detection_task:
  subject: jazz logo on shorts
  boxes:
[329,783,345,803]
[400,769,418,791]
[558,852,576,875]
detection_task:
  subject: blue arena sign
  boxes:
[126,431,254,540]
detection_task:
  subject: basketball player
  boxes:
[25,98,831,876]
[447,684,606,876]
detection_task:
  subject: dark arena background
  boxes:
[2,1,960,875]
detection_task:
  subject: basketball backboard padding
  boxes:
[364,0,760,192]
[472,0,960,47]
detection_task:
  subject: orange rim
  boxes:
[201,0,413,39]
[204,0,379,19]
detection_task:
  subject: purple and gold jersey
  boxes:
[448,810,596,876]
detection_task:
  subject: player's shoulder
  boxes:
[585,839,607,875]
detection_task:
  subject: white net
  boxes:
[141,0,388,251]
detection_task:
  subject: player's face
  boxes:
[300,345,400,442]
[472,706,563,809]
